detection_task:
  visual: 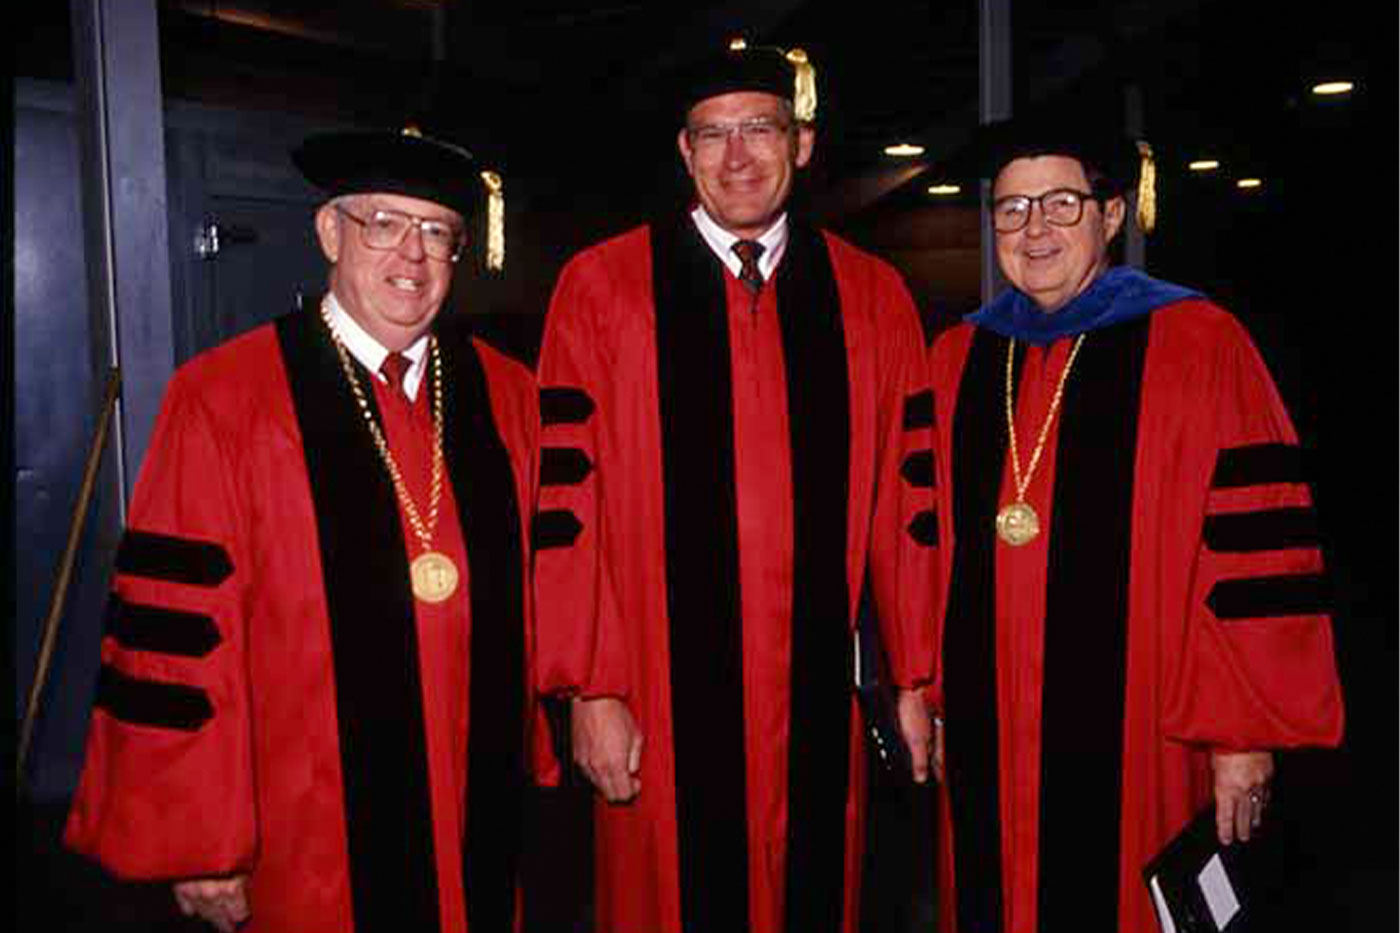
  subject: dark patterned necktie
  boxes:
[732,239,766,293]
[380,352,412,401]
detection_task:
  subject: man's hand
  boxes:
[173,875,250,932]
[930,714,945,784]
[896,688,932,784]
[572,696,643,803]
[1211,749,1274,845]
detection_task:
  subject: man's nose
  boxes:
[1024,201,1050,235]
[723,129,752,163]
[398,222,428,259]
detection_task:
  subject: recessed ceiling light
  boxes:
[1236,178,1263,190]
[927,184,961,196]
[1188,159,1221,172]
[1311,81,1355,96]
[884,143,926,157]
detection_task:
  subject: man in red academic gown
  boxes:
[64,129,539,933]
[534,44,936,933]
[927,115,1344,933]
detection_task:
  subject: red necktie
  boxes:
[380,352,412,402]
[732,239,765,293]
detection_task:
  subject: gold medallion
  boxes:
[995,502,1040,547]
[411,551,459,603]
[322,301,460,604]
[999,334,1086,549]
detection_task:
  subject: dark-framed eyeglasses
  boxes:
[991,187,1100,233]
[335,204,465,262]
[686,116,792,153]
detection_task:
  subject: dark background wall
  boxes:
[11,1,1394,931]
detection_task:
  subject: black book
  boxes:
[853,581,915,782]
[1142,805,1284,933]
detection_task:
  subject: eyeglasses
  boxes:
[335,205,465,262]
[686,117,792,153]
[991,187,1099,233]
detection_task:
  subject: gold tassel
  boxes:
[785,48,817,123]
[480,170,504,272]
[1136,140,1157,234]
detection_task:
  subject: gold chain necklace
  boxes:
[321,299,460,602]
[995,333,1086,546]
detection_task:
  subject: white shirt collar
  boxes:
[690,206,789,284]
[323,291,429,401]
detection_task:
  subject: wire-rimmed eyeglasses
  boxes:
[686,117,793,153]
[335,204,465,262]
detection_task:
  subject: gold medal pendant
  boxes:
[995,501,1040,547]
[999,334,1086,549]
[322,302,460,606]
[411,551,460,603]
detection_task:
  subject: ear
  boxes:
[676,127,698,178]
[1102,195,1127,243]
[314,203,341,263]
[794,124,816,169]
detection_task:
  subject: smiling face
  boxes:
[677,91,815,238]
[315,192,461,350]
[993,155,1125,312]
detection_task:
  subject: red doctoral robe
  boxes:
[928,297,1344,933]
[534,217,936,933]
[65,307,539,933]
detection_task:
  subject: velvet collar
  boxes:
[966,265,1200,345]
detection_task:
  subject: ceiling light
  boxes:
[884,143,926,157]
[1188,159,1221,172]
[1236,178,1263,190]
[1311,81,1355,96]
[927,184,961,196]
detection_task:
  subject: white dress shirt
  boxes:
[323,291,429,401]
[690,206,789,285]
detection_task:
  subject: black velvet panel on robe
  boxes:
[277,306,441,931]
[278,304,526,932]
[1037,319,1147,932]
[438,319,528,933]
[650,216,852,933]
[944,319,1149,933]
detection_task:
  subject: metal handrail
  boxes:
[17,367,122,794]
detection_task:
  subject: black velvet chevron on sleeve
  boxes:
[903,389,934,430]
[1203,506,1321,553]
[540,386,596,426]
[532,509,584,550]
[115,530,233,587]
[1211,442,1306,488]
[540,447,594,487]
[901,450,935,488]
[907,511,938,546]
[105,595,222,657]
[94,665,214,731]
[1207,573,1331,620]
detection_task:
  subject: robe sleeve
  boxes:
[476,340,560,784]
[64,370,257,881]
[1162,309,1344,750]
[866,265,938,691]
[923,324,972,714]
[534,253,631,702]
